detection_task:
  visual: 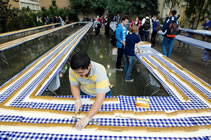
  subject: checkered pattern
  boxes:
[0,131,209,140]
[155,55,211,99]
[144,56,209,109]
[0,26,211,139]
[9,95,181,112]
[0,115,210,128]
[136,54,209,110]
[1,23,92,106]
[136,56,184,106]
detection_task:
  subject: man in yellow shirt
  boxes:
[69,52,111,130]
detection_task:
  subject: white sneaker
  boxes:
[125,79,134,82]
[116,68,123,71]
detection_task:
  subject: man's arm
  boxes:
[75,93,105,130]
[115,27,122,42]
[86,93,105,119]
[142,18,145,25]
[162,18,170,33]
[70,85,80,100]
[115,27,125,46]
[70,84,82,115]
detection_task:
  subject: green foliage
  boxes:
[0,0,79,33]
[70,0,93,14]
[7,7,36,31]
[70,0,106,15]
[184,0,211,28]
[185,0,211,19]
[70,0,159,16]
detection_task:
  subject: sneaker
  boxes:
[116,68,123,71]
[125,79,134,82]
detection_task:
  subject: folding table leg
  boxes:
[0,52,8,65]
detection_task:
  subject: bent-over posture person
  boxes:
[69,52,111,130]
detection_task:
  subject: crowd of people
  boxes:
[87,11,180,83]
[36,15,66,26]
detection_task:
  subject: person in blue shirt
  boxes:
[203,18,211,30]
[151,15,160,45]
[162,10,179,57]
[124,25,140,82]
[115,16,129,71]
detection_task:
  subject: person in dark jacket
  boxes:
[151,15,160,45]
[161,10,179,57]
[104,15,110,37]
[124,25,140,82]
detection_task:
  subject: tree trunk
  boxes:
[196,5,203,29]
[1,17,7,33]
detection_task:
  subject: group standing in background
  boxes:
[36,15,66,26]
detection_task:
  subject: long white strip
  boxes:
[151,56,211,107]
[0,23,82,94]
[0,125,210,137]
[4,24,90,106]
[140,56,187,102]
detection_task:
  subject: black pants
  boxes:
[151,31,158,44]
[116,47,124,69]
[95,24,101,36]
[105,26,110,37]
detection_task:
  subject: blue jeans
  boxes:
[202,49,211,61]
[124,55,136,80]
[143,30,149,41]
[162,37,175,57]
[80,90,112,96]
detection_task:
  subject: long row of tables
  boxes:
[0,23,60,38]
[0,23,77,51]
[0,22,210,139]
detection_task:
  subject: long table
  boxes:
[179,28,211,37]
[0,23,76,51]
[158,30,211,58]
[0,23,60,38]
[0,25,210,139]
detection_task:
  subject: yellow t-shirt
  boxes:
[69,61,110,96]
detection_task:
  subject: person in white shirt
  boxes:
[141,14,152,41]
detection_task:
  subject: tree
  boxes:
[164,0,180,11]
[0,0,19,32]
[70,0,159,17]
[184,0,211,28]
[70,0,94,14]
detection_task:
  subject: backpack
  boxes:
[143,18,150,30]
[166,18,179,38]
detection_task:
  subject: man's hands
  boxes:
[74,93,105,130]
[75,116,90,130]
[74,99,90,130]
[75,99,82,114]
[121,41,126,47]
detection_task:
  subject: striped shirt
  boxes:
[69,61,110,96]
